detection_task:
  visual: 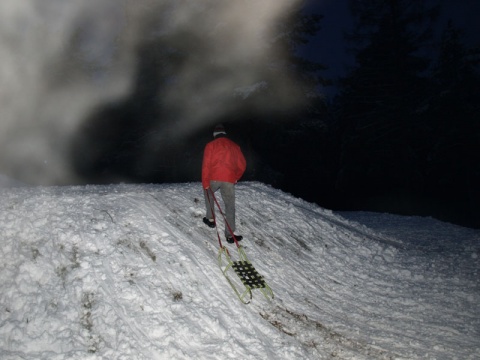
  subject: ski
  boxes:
[218,245,273,304]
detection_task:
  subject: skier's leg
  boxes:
[204,181,221,220]
[219,182,235,237]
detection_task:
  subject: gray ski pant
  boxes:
[204,181,236,237]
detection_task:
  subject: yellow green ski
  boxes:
[218,245,274,304]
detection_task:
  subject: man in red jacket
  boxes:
[202,124,246,243]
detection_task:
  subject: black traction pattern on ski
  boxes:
[232,261,266,289]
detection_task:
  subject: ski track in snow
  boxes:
[0,182,479,359]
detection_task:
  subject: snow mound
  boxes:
[0,182,478,359]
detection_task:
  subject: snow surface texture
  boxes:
[0,182,478,359]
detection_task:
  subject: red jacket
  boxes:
[202,137,246,189]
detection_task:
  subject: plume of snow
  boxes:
[0,0,301,185]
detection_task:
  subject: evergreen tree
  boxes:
[334,0,439,208]
[424,20,480,226]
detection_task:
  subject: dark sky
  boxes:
[303,1,352,79]
[302,0,480,95]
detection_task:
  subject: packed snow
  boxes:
[0,181,478,359]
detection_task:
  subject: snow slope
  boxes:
[0,182,478,359]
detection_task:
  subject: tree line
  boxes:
[71,0,480,228]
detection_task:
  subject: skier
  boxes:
[202,123,246,243]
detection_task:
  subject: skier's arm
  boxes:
[202,144,212,189]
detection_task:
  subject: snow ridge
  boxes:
[0,182,478,359]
